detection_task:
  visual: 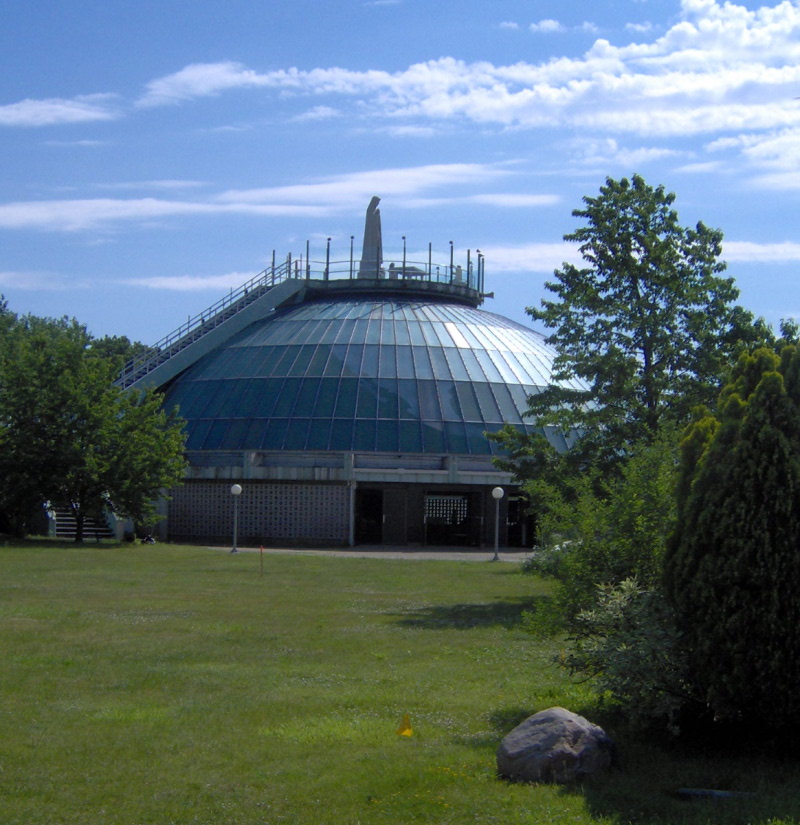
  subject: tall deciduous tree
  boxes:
[664,345,800,724]
[0,314,186,541]
[493,175,767,484]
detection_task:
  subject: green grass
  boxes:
[2,542,800,824]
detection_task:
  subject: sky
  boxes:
[1,0,799,346]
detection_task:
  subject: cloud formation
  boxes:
[0,94,119,127]
[0,163,550,232]
[132,0,800,143]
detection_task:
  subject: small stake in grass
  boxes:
[260,545,264,577]
[396,713,413,737]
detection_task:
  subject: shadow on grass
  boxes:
[391,594,548,630]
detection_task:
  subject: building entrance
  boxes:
[355,487,408,544]
[424,492,480,546]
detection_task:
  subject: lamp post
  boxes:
[491,487,504,562]
[230,483,243,554]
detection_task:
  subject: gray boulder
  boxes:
[496,707,615,784]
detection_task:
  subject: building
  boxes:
[118,199,581,547]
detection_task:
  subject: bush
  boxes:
[561,579,694,733]
[525,429,678,625]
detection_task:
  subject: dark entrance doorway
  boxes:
[355,489,383,544]
[424,492,480,546]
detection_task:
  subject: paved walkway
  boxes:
[210,544,530,563]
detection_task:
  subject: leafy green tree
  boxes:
[525,427,678,623]
[664,345,800,724]
[493,175,768,490]
[0,314,186,541]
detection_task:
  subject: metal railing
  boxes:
[116,242,485,389]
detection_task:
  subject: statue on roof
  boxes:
[358,196,383,278]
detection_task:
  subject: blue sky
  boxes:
[2,0,799,345]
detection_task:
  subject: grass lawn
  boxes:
[2,542,800,825]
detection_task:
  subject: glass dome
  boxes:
[162,296,580,455]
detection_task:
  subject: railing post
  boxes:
[350,235,354,279]
[428,242,432,280]
[306,240,310,280]
[325,237,331,281]
[402,236,407,278]
[449,241,454,283]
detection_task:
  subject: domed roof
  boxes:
[162,295,581,456]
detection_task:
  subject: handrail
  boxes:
[116,244,486,389]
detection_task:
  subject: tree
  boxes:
[0,314,186,541]
[493,175,767,485]
[664,345,800,725]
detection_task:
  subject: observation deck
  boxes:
[116,233,488,392]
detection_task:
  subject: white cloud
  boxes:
[529,19,564,33]
[0,163,552,233]
[481,243,581,273]
[499,21,520,30]
[293,105,341,121]
[216,163,517,207]
[134,1,800,142]
[125,272,257,291]
[723,241,800,261]
[0,94,119,127]
[0,270,72,290]
[626,22,654,33]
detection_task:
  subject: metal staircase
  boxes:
[53,507,115,542]
[116,260,305,392]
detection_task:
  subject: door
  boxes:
[355,489,383,544]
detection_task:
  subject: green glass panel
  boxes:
[272,378,301,416]
[474,383,502,422]
[491,383,522,423]
[273,345,301,376]
[343,344,363,376]
[244,419,268,449]
[203,420,230,450]
[377,378,398,419]
[418,380,442,420]
[353,419,376,451]
[200,381,234,418]
[444,421,468,453]
[323,344,348,377]
[361,345,379,377]
[396,379,420,419]
[287,344,317,376]
[411,346,434,379]
[306,344,331,376]
[262,419,289,449]
[396,345,414,379]
[356,378,378,418]
[421,420,445,452]
[379,346,397,378]
[438,380,462,420]
[376,420,399,451]
[313,378,339,417]
[429,348,452,380]
[307,419,332,450]
[465,423,492,454]
[284,419,310,450]
[295,378,321,412]
[455,382,482,421]
[329,419,354,450]
[399,420,423,452]
[220,419,249,450]
[334,378,358,417]
[185,419,212,450]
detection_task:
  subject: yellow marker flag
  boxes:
[396,712,413,737]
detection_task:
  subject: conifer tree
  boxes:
[664,346,800,723]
